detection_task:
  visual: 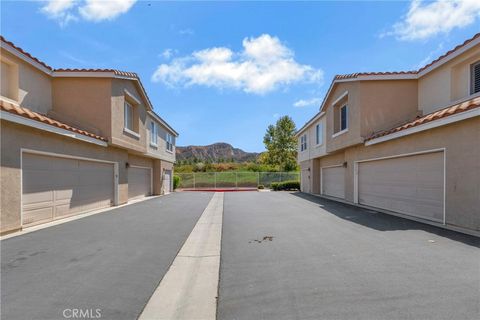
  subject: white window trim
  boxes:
[315,123,323,146]
[340,104,348,131]
[166,133,174,152]
[124,89,142,105]
[331,91,348,107]
[332,128,348,138]
[124,101,134,132]
[300,134,308,152]
[150,121,158,146]
[123,127,140,139]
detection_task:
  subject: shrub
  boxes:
[271,180,300,191]
[258,184,265,190]
[173,175,180,190]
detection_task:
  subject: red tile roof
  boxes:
[0,36,53,71]
[334,32,480,80]
[54,68,139,79]
[0,99,107,142]
[366,97,480,141]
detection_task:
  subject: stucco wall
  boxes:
[110,79,148,153]
[298,115,326,163]
[0,121,132,234]
[419,45,480,114]
[316,117,480,232]
[51,77,111,137]
[325,82,363,153]
[359,80,418,137]
[1,49,52,114]
[147,115,176,163]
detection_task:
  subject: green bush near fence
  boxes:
[271,180,300,191]
[173,175,180,190]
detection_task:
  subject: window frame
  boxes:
[166,133,174,152]
[124,101,134,131]
[300,134,307,152]
[340,104,348,131]
[471,60,480,95]
[315,123,323,146]
[150,121,158,146]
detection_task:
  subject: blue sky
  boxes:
[2,1,480,152]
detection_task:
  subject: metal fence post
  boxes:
[214,172,217,189]
[257,172,260,187]
[193,173,196,189]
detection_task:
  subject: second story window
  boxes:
[340,105,348,131]
[124,101,134,131]
[300,134,307,151]
[166,133,174,152]
[150,122,158,145]
[1,58,19,102]
[315,123,323,145]
[471,61,480,94]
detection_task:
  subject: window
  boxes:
[166,133,174,152]
[315,123,323,145]
[340,105,348,131]
[124,101,134,131]
[300,134,307,151]
[1,59,19,101]
[471,61,480,94]
[150,121,158,145]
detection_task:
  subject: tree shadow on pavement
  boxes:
[290,192,480,248]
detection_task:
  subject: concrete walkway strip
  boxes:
[139,192,224,320]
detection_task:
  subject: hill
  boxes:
[176,143,259,163]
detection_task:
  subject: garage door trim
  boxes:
[320,163,344,196]
[353,148,446,224]
[129,165,153,197]
[20,148,119,226]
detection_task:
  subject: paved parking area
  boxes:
[218,192,480,320]
[1,192,213,320]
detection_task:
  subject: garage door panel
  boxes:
[128,167,151,199]
[22,207,54,226]
[322,166,345,199]
[358,151,444,222]
[163,170,172,194]
[22,153,114,227]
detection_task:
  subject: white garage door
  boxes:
[322,165,345,199]
[163,170,172,194]
[357,151,444,222]
[22,153,114,227]
[128,166,151,200]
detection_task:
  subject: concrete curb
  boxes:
[139,192,224,320]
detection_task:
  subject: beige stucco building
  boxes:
[0,36,178,234]
[296,33,480,236]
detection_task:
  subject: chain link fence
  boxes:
[176,172,299,189]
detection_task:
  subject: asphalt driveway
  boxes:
[1,192,213,320]
[218,191,480,320]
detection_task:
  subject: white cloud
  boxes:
[160,48,176,59]
[388,0,480,41]
[41,0,79,26]
[151,34,323,94]
[293,97,321,108]
[79,0,136,21]
[40,0,137,25]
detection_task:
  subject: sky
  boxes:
[2,0,480,152]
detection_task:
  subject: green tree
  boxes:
[262,115,298,171]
